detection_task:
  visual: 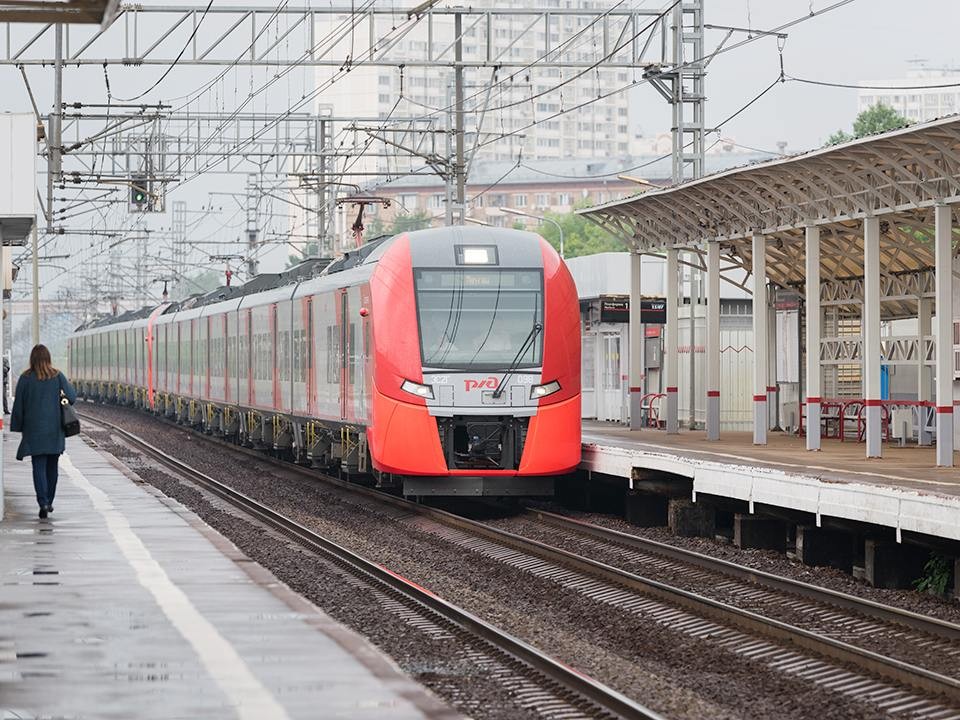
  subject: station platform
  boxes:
[0,436,456,720]
[582,421,960,543]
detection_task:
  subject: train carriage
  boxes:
[70,227,580,497]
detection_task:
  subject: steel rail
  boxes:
[523,507,960,642]
[81,408,960,705]
[80,412,663,720]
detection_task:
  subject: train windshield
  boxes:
[415,268,544,369]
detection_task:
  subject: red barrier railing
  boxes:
[797,398,933,443]
[640,392,665,428]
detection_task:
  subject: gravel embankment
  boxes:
[81,403,928,720]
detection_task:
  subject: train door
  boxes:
[270,303,280,412]
[306,296,315,417]
[597,331,623,422]
[242,309,252,407]
[338,289,348,421]
[174,324,180,396]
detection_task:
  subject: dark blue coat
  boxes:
[10,370,77,460]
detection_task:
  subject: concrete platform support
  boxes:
[863,217,882,458]
[751,234,768,445]
[955,557,960,600]
[934,204,954,466]
[796,526,854,572]
[705,241,720,441]
[625,491,668,527]
[865,539,928,589]
[629,251,643,429]
[733,514,785,552]
[668,498,716,537]
[665,248,679,433]
[805,226,821,451]
[917,297,933,446]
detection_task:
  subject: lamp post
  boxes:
[499,207,564,259]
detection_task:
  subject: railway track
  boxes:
[82,408,960,718]
[80,412,663,720]
[518,508,960,654]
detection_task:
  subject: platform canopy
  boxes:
[579,115,960,318]
[0,0,118,24]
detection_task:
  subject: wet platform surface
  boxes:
[582,422,960,541]
[0,436,456,720]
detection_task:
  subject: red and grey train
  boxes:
[68,227,581,496]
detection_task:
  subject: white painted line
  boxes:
[62,454,291,720]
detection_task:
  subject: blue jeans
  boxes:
[31,454,59,509]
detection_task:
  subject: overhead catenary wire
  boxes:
[50,0,855,299]
[785,74,960,91]
[145,0,667,200]
[113,0,216,102]
[45,2,391,283]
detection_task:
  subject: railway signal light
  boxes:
[130,176,150,211]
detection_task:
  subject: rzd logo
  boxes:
[464,377,499,392]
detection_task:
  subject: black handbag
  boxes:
[59,379,80,437]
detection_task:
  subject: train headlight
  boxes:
[530,380,561,400]
[401,379,434,400]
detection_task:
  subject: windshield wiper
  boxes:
[491,322,542,399]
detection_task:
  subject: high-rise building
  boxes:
[858,62,960,122]
[314,1,633,175]
[296,1,640,252]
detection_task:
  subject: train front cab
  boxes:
[366,228,581,497]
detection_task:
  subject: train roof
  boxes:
[321,235,392,275]
[72,229,540,334]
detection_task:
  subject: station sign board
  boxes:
[639,298,667,324]
[598,296,668,324]
[599,296,629,323]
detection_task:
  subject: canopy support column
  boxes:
[767,300,778,429]
[864,217,882,458]
[752,233,768,445]
[917,297,933,446]
[629,251,644,429]
[665,247,680,433]
[805,226,821,451]
[706,241,720,441]
[935,203,954,467]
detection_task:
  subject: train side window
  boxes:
[325,326,337,384]
[237,335,244,380]
[258,332,264,381]
[291,329,300,383]
[348,323,356,386]
[306,302,314,386]
[291,330,298,383]
[259,332,267,381]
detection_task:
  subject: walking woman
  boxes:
[10,344,77,519]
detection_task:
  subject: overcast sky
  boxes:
[5,0,957,297]
[648,0,960,152]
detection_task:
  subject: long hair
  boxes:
[28,344,58,380]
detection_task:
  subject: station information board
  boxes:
[639,298,667,324]
[599,296,629,323]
